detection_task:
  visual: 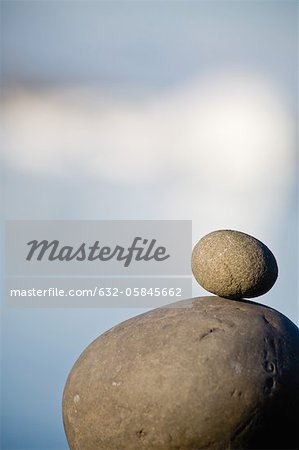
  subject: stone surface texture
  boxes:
[63,296,299,450]
[192,230,278,299]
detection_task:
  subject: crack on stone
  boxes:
[231,408,259,442]
[231,389,242,398]
[197,327,221,341]
[264,377,274,393]
[262,314,270,325]
[263,336,278,395]
[136,429,147,439]
[265,361,276,374]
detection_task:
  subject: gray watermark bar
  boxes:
[5,220,192,307]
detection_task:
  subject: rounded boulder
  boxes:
[63,296,299,450]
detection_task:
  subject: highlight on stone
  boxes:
[192,229,278,299]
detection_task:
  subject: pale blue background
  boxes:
[1,1,297,449]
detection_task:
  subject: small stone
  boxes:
[192,230,278,299]
[62,296,299,450]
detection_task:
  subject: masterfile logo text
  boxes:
[26,237,170,267]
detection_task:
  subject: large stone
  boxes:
[192,230,278,299]
[63,296,299,450]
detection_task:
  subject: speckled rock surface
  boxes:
[63,296,299,450]
[192,230,278,299]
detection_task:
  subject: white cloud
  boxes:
[2,71,295,237]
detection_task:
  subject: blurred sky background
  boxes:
[0,1,298,449]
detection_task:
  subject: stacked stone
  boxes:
[63,230,299,450]
[191,230,278,300]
